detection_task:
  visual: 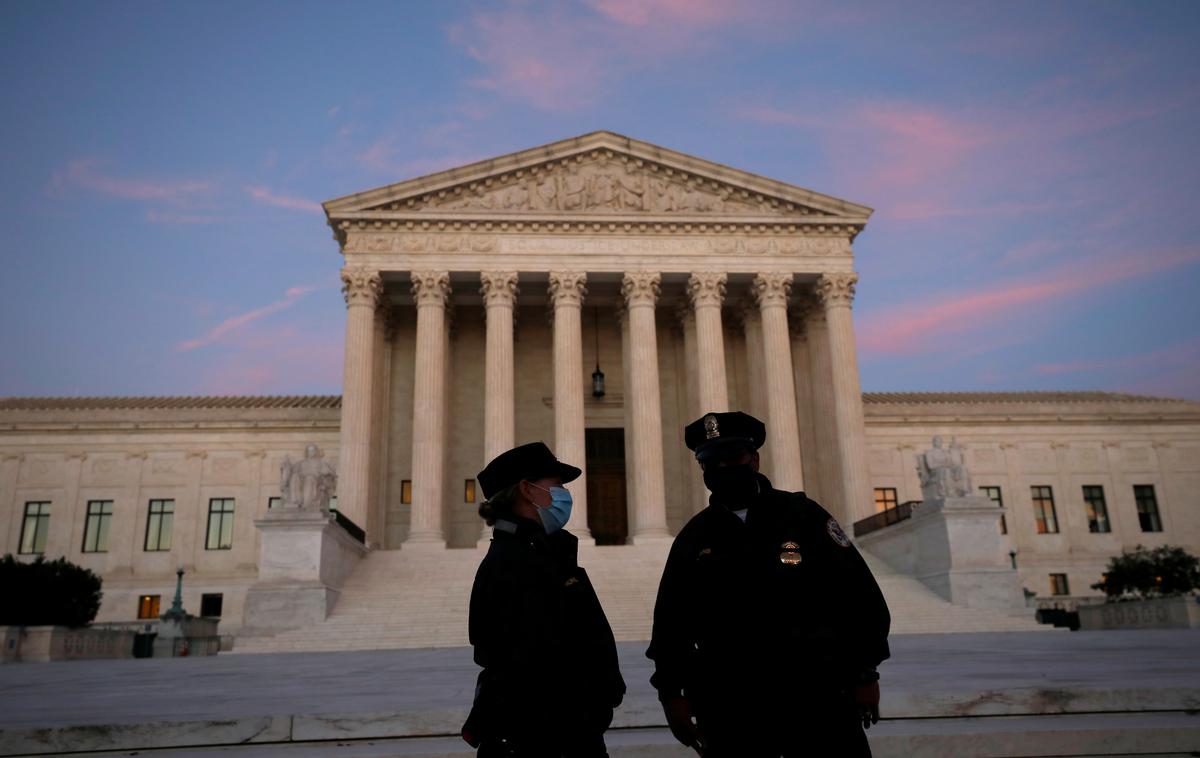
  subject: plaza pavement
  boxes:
[1,630,1198,757]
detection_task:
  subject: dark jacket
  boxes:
[646,474,890,706]
[464,517,626,747]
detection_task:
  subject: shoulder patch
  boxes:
[826,517,851,547]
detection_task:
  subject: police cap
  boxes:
[477,442,582,501]
[684,411,767,462]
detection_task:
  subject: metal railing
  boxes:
[852,500,919,538]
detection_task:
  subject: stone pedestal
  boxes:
[153,616,220,657]
[1079,596,1200,630]
[859,495,1025,610]
[241,509,368,637]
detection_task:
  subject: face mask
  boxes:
[528,483,574,534]
[703,464,758,500]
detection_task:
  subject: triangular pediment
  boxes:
[324,131,872,222]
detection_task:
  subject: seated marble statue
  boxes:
[916,436,972,500]
[280,444,337,512]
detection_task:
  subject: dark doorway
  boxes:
[586,428,628,545]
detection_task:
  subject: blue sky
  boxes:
[2,0,1198,399]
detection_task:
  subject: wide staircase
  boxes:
[234,541,1046,654]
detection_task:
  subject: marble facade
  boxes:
[1,133,1198,638]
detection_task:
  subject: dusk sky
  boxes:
[2,1,1198,400]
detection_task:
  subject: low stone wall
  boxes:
[1078,595,1200,630]
[1,626,136,663]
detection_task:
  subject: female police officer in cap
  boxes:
[462,442,626,758]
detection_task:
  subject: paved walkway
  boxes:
[1,630,1197,732]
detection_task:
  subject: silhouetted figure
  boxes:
[464,442,625,757]
[648,412,891,757]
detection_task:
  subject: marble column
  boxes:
[407,270,452,547]
[548,272,591,539]
[337,266,382,538]
[621,272,670,541]
[804,293,839,509]
[675,304,707,515]
[367,303,387,547]
[789,301,819,500]
[817,272,871,525]
[753,273,805,491]
[479,272,518,543]
[737,301,768,423]
[687,272,729,414]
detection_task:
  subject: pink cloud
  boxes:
[176,286,319,352]
[50,159,213,204]
[191,323,344,395]
[447,1,785,111]
[244,185,323,213]
[858,247,1200,356]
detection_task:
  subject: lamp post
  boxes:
[165,566,186,619]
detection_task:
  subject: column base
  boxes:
[402,535,448,551]
[628,531,674,545]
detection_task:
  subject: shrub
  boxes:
[0,554,103,627]
[1091,545,1200,601]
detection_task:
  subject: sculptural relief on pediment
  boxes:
[366,153,829,217]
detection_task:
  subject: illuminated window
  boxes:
[1134,485,1162,532]
[465,479,477,503]
[268,497,281,510]
[1031,486,1059,534]
[82,500,114,553]
[980,486,1006,534]
[137,594,161,619]
[329,496,338,513]
[205,498,235,550]
[19,502,50,555]
[873,487,898,512]
[1082,486,1111,533]
[1049,573,1070,596]
[401,480,412,504]
[144,499,174,551]
[200,593,223,618]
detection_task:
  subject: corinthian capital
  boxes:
[621,271,661,308]
[341,266,383,308]
[410,270,451,307]
[480,271,519,307]
[687,272,727,309]
[816,272,858,309]
[752,272,793,309]
[548,271,588,307]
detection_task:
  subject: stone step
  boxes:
[234,543,1046,653]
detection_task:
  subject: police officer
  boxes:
[646,412,890,757]
[463,442,626,757]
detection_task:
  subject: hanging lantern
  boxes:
[592,364,606,398]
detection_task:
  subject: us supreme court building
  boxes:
[3,132,1197,646]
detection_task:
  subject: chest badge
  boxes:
[779,541,803,565]
[826,518,852,548]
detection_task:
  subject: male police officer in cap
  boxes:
[646,412,890,757]
[463,442,625,757]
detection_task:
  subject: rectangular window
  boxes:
[1050,573,1070,596]
[268,497,281,510]
[873,487,898,512]
[1082,486,1111,533]
[465,479,477,504]
[1134,485,1162,532]
[19,502,51,555]
[82,500,114,553]
[1031,486,1059,534]
[144,499,175,551]
[137,594,161,619]
[200,593,223,618]
[329,496,338,513]
[401,480,412,504]
[205,498,235,550]
[980,486,1006,534]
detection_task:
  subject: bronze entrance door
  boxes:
[585,428,628,545]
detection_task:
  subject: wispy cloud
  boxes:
[858,248,1200,357]
[447,1,783,111]
[190,323,344,395]
[176,286,319,352]
[244,185,323,213]
[50,159,214,204]
[145,209,224,224]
